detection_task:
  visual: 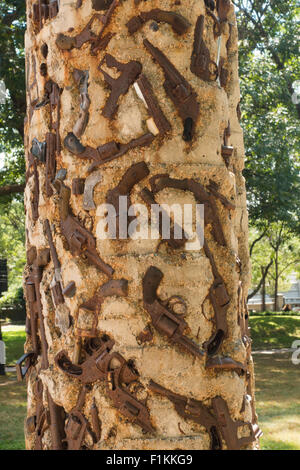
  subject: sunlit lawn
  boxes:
[250,315,300,350]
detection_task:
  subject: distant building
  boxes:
[248,273,300,312]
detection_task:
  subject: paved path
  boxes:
[252,348,296,355]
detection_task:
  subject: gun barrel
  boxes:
[143,39,184,86]
[44,219,61,270]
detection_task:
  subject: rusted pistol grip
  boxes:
[47,391,66,450]
[191,15,218,82]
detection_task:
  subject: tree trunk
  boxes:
[261,267,266,312]
[274,251,279,312]
[23,0,261,450]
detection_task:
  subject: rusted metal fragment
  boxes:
[27,152,40,222]
[26,54,39,123]
[92,0,113,9]
[212,396,262,450]
[126,9,191,36]
[205,0,216,11]
[72,178,85,195]
[106,162,150,238]
[203,241,229,356]
[83,170,102,211]
[76,279,128,337]
[63,281,76,298]
[137,325,153,344]
[64,132,154,172]
[99,54,142,119]
[143,266,205,358]
[143,39,199,142]
[47,391,66,450]
[73,70,90,138]
[135,74,171,135]
[53,178,114,276]
[31,138,46,162]
[32,1,59,33]
[44,219,64,307]
[207,180,235,210]
[149,174,228,247]
[206,356,247,373]
[90,398,101,442]
[55,337,154,433]
[56,1,117,54]
[216,0,231,22]
[149,381,222,450]
[191,15,218,82]
[221,121,233,166]
[25,248,50,369]
[140,187,188,250]
[32,379,50,450]
[238,281,252,351]
[16,352,37,382]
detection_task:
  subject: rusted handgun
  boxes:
[143,266,205,359]
[44,219,64,307]
[53,177,114,277]
[76,279,129,337]
[99,54,142,119]
[143,39,199,142]
[191,15,218,82]
[56,1,117,53]
[135,74,171,136]
[212,396,262,450]
[126,9,191,36]
[203,241,230,356]
[64,132,154,173]
[106,162,150,238]
[221,121,234,166]
[149,380,222,450]
[25,248,50,369]
[149,174,229,247]
[55,337,154,433]
[16,352,37,382]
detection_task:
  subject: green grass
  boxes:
[254,353,300,450]
[0,372,27,450]
[2,329,26,365]
[250,315,300,350]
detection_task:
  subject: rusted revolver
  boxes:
[106,162,150,238]
[202,241,230,356]
[191,15,218,82]
[143,39,199,142]
[149,380,222,450]
[25,247,50,369]
[126,9,191,36]
[76,279,129,338]
[143,266,205,359]
[44,219,64,307]
[55,337,154,433]
[64,131,154,173]
[99,54,142,119]
[53,177,114,277]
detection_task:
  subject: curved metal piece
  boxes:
[83,170,102,211]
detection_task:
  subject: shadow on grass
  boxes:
[0,373,26,450]
[250,316,300,350]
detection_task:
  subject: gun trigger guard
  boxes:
[165,296,187,316]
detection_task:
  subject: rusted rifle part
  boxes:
[140,188,188,250]
[205,356,247,373]
[83,170,102,211]
[73,69,90,138]
[44,219,64,307]
[212,396,262,450]
[203,241,229,356]
[99,54,142,119]
[55,338,154,433]
[32,379,50,450]
[106,162,150,237]
[106,353,154,433]
[64,131,154,172]
[216,0,231,23]
[47,390,66,450]
[27,152,40,222]
[90,398,101,442]
[36,80,62,154]
[16,352,37,382]
[53,178,114,276]
[126,9,191,36]
[72,178,85,195]
[135,74,171,136]
[25,248,50,369]
[143,266,205,359]
[76,279,128,337]
[190,15,218,82]
[221,121,234,166]
[56,1,117,54]
[149,174,227,247]
[64,386,96,450]
[143,39,199,142]
[149,380,222,450]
